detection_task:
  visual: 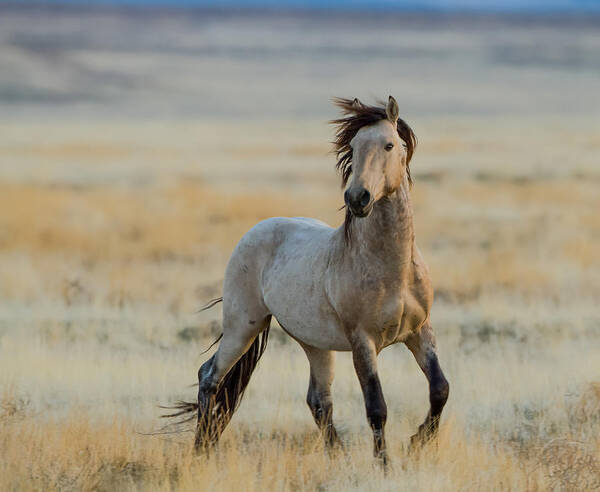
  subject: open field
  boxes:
[2,116,600,490]
[1,6,600,491]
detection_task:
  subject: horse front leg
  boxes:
[350,333,389,468]
[405,322,449,448]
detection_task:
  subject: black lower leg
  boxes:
[412,353,449,445]
[351,337,389,467]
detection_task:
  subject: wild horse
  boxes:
[166,96,449,467]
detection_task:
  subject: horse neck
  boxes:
[349,183,415,267]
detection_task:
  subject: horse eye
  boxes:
[384,143,394,151]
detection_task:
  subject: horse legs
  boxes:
[195,312,271,451]
[405,322,449,448]
[300,344,341,448]
[350,334,388,467]
[195,354,220,450]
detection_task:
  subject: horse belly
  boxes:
[259,220,350,350]
[275,309,351,351]
[263,273,351,351]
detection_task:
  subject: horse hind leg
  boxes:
[195,309,271,451]
[405,322,449,449]
[300,344,342,449]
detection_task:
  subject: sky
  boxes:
[13,0,600,12]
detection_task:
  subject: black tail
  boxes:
[211,328,270,424]
[161,328,270,443]
[196,296,223,313]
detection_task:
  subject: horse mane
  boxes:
[330,97,417,242]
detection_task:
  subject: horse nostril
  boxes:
[344,189,350,205]
[358,189,371,208]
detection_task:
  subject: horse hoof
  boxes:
[374,451,390,473]
[324,430,345,449]
[409,429,436,453]
[325,439,345,457]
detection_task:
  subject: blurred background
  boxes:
[1,1,599,490]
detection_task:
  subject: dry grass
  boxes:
[1,380,599,491]
[2,8,599,488]
[1,117,599,490]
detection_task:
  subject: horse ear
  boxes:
[352,98,362,110]
[386,96,399,123]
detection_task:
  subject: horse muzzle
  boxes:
[344,187,374,218]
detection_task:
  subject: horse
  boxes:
[165,96,449,466]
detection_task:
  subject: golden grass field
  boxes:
[1,4,600,489]
[1,113,599,490]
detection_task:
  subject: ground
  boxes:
[1,7,599,491]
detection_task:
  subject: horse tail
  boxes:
[162,324,270,447]
[196,296,223,313]
[209,327,270,427]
